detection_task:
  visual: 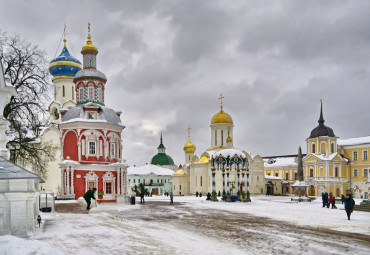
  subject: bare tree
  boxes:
[0,31,56,179]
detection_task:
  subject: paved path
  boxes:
[122,201,370,254]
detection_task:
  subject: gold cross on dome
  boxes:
[218,93,224,108]
[187,125,191,139]
[88,22,90,33]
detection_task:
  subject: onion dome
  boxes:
[309,102,335,138]
[183,139,196,153]
[151,134,175,166]
[183,126,196,153]
[49,38,82,80]
[211,105,233,124]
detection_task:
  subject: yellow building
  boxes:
[264,102,370,199]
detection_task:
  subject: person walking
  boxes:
[170,192,173,204]
[341,194,345,204]
[344,194,355,220]
[322,193,326,208]
[140,192,145,204]
[83,187,96,210]
[325,192,329,208]
[332,196,337,209]
[329,193,333,208]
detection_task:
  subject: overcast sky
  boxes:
[1,0,370,166]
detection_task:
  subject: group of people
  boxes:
[321,192,337,209]
[322,192,356,220]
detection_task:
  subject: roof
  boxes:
[127,164,174,176]
[265,175,283,180]
[0,156,41,180]
[62,104,122,126]
[211,106,233,124]
[213,149,246,159]
[264,156,298,168]
[74,69,107,81]
[309,103,335,138]
[337,136,370,146]
[174,170,186,175]
[151,153,175,166]
[304,152,348,162]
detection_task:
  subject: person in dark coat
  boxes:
[344,194,355,220]
[325,192,329,208]
[170,192,173,204]
[140,192,145,204]
[322,193,326,207]
[332,196,337,209]
[341,194,345,204]
[83,188,96,210]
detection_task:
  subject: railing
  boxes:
[144,183,165,186]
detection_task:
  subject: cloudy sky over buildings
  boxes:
[1,0,370,166]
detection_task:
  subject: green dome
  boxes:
[151,153,175,166]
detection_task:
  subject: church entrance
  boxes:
[152,188,158,195]
[266,182,274,195]
[309,185,315,196]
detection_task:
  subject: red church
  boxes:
[59,27,127,202]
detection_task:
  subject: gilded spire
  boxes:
[82,22,98,52]
[183,126,196,153]
[63,24,67,47]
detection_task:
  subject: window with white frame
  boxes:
[331,143,335,153]
[310,168,314,177]
[353,169,358,177]
[88,87,94,100]
[89,141,96,155]
[98,88,102,102]
[364,169,368,178]
[105,182,112,194]
[111,143,115,157]
[353,151,358,161]
[363,150,368,161]
[312,143,315,153]
[335,167,338,177]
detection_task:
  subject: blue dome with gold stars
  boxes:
[49,43,82,80]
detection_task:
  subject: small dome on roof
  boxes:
[151,153,175,166]
[174,170,186,175]
[211,106,233,124]
[49,45,82,79]
[183,139,196,153]
[309,102,335,138]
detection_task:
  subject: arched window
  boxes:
[312,143,316,154]
[335,167,338,177]
[88,87,94,100]
[63,85,65,97]
[331,142,335,153]
[79,88,84,100]
[310,168,314,177]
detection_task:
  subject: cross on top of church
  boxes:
[218,93,224,109]
[88,22,90,33]
[187,125,191,139]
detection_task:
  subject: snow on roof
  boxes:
[213,149,246,159]
[0,156,41,180]
[292,181,308,187]
[59,159,80,165]
[337,136,370,146]
[307,152,348,162]
[265,175,283,180]
[127,164,174,176]
[264,156,297,168]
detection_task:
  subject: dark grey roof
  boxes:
[74,69,107,81]
[309,103,335,138]
[0,156,41,180]
[62,104,122,125]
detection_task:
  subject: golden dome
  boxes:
[211,106,233,124]
[174,170,186,175]
[198,155,209,163]
[183,139,196,153]
[82,23,98,52]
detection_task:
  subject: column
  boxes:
[66,168,70,195]
[71,168,74,195]
[77,141,81,161]
[246,172,251,202]
[61,169,65,195]
[212,170,217,201]
[117,169,121,195]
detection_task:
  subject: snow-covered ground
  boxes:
[1,195,369,255]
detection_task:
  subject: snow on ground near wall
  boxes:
[1,195,369,255]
